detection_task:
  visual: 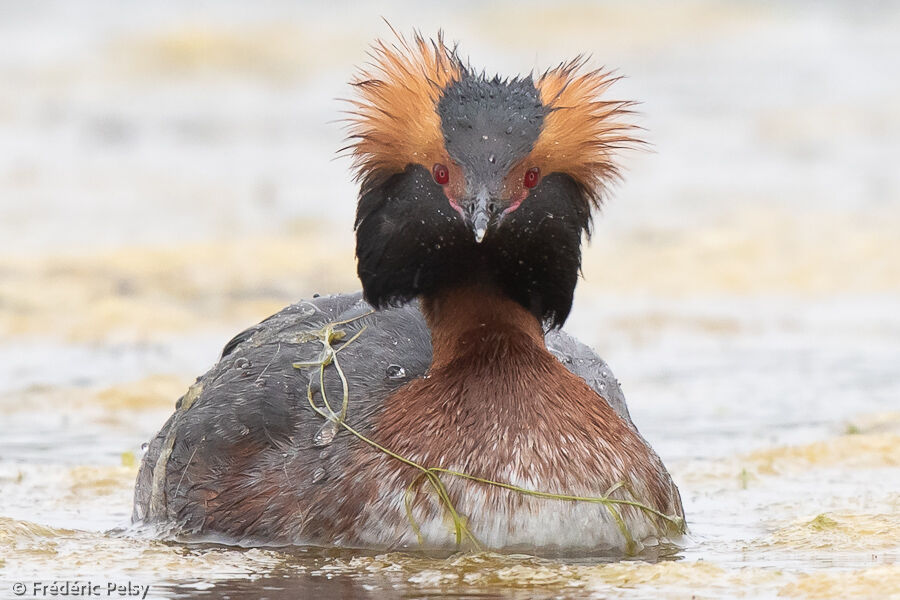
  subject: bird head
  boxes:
[347,31,639,328]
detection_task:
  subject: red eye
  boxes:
[432,163,449,185]
[523,167,540,189]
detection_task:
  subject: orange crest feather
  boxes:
[346,32,462,186]
[532,59,641,206]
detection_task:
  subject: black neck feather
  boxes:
[354,164,590,328]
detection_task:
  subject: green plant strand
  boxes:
[293,314,685,552]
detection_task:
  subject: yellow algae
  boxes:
[765,512,900,552]
[1,465,137,555]
[582,561,789,599]
[121,451,136,468]
[0,234,356,343]
[321,552,781,595]
[1,376,188,417]
[745,434,900,474]
[581,560,727,587]
[675,414,900,484]
[93,375,191,412]
[66,465,137,499]
[675,413,900,490]
[843,412,900,436]
[779,564,900,599]
[583,210,900,296]
[1,464,136,519]
[0,516,76,544]
[0,516,283,581]
[112,24,355,81]
[0,517,69,561]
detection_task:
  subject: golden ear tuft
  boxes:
[344,30,462,188]
[533,58,642,207]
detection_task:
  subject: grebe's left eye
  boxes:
[524,167,540,189]
[432,163,449,185]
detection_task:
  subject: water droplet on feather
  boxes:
[385,364,407,380]
[314,421,338,446]
[311,467,327,483]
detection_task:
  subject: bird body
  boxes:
[132,31,685,553]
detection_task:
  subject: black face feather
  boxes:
[355,166,590,329]
[486,173,589,327]
[355,164,478,308]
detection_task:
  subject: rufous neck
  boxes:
[420,285,546,370]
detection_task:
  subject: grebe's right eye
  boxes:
[523,167,541,189]
[432,163,449,185]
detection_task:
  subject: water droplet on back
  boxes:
[385,364,407,380]
[314,421,338,447]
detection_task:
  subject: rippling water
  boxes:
[1,1,898,598]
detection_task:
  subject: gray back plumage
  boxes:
[133,292,633,528]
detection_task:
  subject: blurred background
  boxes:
[1,1,898,599]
